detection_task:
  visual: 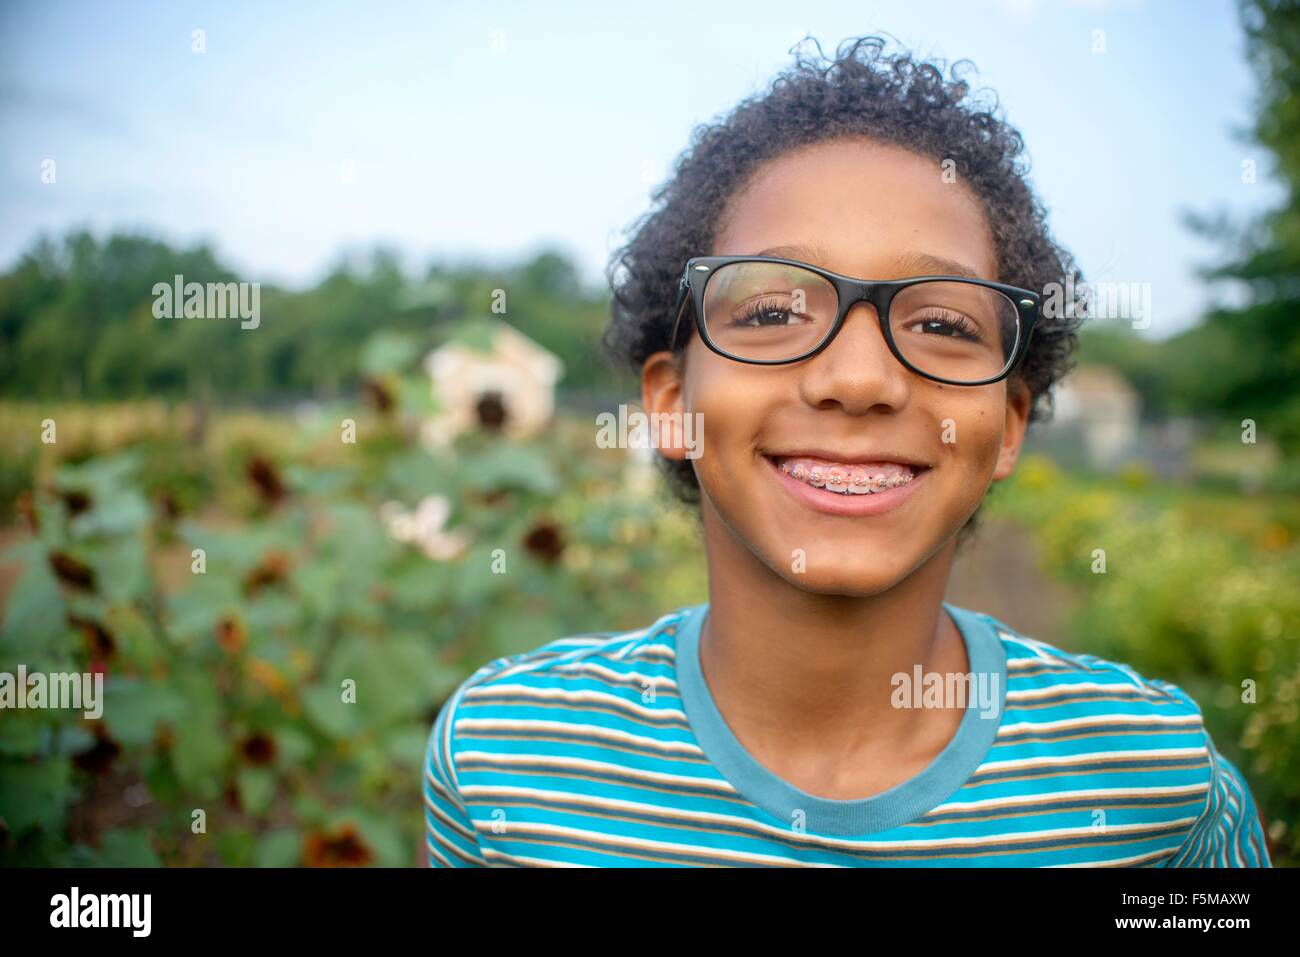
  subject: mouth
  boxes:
[762,452,932,516]
[763,453,931,495]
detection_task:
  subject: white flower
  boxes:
[420,321,563,445]
[380,495,470,561]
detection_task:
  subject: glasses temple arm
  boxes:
[668,279,691,351]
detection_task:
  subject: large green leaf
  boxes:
[324,633,455,729]
[0,757,72,835]
[254,827,303,867]
[236,767,277,817]
[302,683,362,739]
[167,673,226,796]
[101,679,186,747]
[359,330,420,376]
[93,828,161,867]
[0,553,65,654]
[165,573,243,644]
[459,444,559,494]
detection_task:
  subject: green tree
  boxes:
[1181,0,1300,457]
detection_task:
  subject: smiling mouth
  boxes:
[765,455,930,495]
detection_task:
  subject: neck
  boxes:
[695,496,968,778]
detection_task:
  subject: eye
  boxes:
[731,296,807,327]
[905,310,982,341]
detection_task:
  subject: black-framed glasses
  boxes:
[668,255,1041,386]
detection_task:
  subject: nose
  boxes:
[797,298,912,414]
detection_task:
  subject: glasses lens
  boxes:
[889,281,1020,382]
[701,261,837,361]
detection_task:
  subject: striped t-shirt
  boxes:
[422,601,1271,867]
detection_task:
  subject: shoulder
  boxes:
[976,609,1208,719]
[969,609,1271,866]
[456,604,691,695]
[426,605,695,775]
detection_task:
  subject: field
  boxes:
[1,393,1296,866]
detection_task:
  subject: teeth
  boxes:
[775,457,918,495]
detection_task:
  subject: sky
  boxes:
[0,0,1283,338]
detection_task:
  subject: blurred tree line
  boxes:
[1080,0,1300,462]
[1,1,1295,449]
[0,232,627,402]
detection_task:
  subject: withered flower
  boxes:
[240,731,277,766]
[243,551,291,597]
[522,520,565,564]
[72,726,121,775]
[48,551,96,591]
[216,616,248,654]
[156,489,181,520]
[360,376,395,413]
[246,455,287,504]
[60,489,92,516]
[481,488,511,507]
[304,822,373,867]
[69,614,116,659]
[15,489,39,533]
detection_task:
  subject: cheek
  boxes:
[931,388,1007,477]
[684,352,774,460]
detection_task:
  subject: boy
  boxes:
[423,35,1270,867]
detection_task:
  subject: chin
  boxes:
[767,553,916,597]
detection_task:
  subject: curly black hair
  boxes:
[602,34,1086,542]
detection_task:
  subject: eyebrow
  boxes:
[753,244,986,281]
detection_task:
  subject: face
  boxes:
[642,137,1033,596]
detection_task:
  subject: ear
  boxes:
[992,378,1033,481]
[640,350,689,462]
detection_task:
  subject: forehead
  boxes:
[712,137,999,281]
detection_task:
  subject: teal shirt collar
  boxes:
[673,601,1008,836]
